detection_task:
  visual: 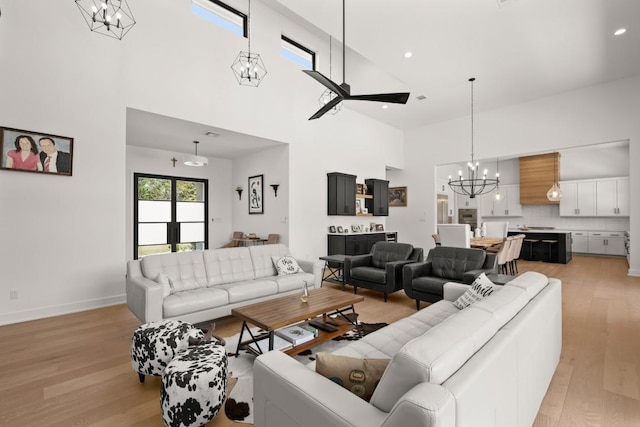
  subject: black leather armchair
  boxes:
[403,246,497,310]
[344,242,424,302]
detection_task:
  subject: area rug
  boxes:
[222,322,387,424]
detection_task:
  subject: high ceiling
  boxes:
[274,0,640,130]
[127,0,640,158]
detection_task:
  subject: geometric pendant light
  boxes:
[230,0,267,87]
[317,35,342,115]
[74,0,136,40]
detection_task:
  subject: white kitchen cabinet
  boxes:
[571,231,589,253]
[480,185,522,217]
[456,192,477,209]
[588,231,625,256]
[559,181,596,216]
[596,177,629,216]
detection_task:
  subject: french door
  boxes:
[134,173,208,259]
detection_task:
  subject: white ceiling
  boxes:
[127,0,640,157]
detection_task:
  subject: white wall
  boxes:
[0,0,403,324]
[387,75,640,275]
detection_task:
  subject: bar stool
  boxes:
[523,238,540,261]
[540,239,558,262]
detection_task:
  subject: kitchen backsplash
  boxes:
[510,205,630,231]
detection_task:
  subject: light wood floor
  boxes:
[0,255,638,426]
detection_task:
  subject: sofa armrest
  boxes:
[462,267,495,284]
[296,258,324,288]
[443,282,470,302]
[344,254,373,284]
[383,382,456,427]
[126,261,163,323]
[386,260,416,288]
[402,261,433,299]
[254,351,388,427]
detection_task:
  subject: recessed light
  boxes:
[416,95,427,101]
[205,131,220,137]
[404,51,413,58]
[382,105,388,109]
[614,28,627,36]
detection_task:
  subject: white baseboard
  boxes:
[628,269,640,277]
[0,294,126,326]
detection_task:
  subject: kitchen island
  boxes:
[508,229,572,264]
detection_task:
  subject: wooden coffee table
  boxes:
[231,287,364,356]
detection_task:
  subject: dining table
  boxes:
[470,237,504,250]
[233,237,268,246]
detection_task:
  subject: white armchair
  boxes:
[437,224,471,248]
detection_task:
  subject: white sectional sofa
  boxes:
[126,244,323,324]
[253,271,561,427]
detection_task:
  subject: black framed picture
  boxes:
[337,226,343,233]
[329,226,337,233]
[249,174,264,214]
[0,126,73,176]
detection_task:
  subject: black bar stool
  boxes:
[540,239,558,262]
[523,238,539,260]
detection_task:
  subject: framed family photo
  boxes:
[248,174,264,214]
[389,186,408,207]
[0,126,74,176]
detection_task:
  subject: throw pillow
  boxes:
[154,272,172,298]
[271,255,303,275]
[315,353,390,402]
[453,273,496,310]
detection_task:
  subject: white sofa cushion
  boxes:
[249,244,291,278]
[505,270,548,298]
[163,287,229,318]
[216,278,278,303]
[273,272,316,292]
[203,247,254,286]
[141,251,207,293]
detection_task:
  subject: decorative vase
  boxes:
[300,281,309,303]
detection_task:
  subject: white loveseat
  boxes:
[253,271,561,427]
[126,244,323,324]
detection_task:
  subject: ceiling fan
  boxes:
[303,0,410,120]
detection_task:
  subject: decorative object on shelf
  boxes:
[362,207,369,214]
[74,0,136,40]
[329,226,337,233]
[375,224,384,231]
[235,186,243,200]
[355,199,362,213]
[302,0,409,120]
[0,126,74,176]
[448,78,499,199]
[248,174,263,214]
[388,186,407,207]
[270,183,280,197]
[184,141,208,167]
[337,226,344,233]
[494,158,503,203]
[356,183,364,195]
[318,35,342,115]
[230,0,267,87]
[546,152,562,202]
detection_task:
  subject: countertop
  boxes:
[509,228,626,234]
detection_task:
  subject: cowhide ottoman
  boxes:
[160,343,228,427]
[131,320,202,383]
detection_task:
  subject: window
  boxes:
[134,174,209,259]
[281,35,316,70]
[192,0,247,37]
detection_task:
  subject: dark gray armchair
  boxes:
[403,246,497,310]
[344,242,424,302]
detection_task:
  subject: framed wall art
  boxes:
[389,186,408,207]
[0,126,74,176]
[248,174,264,214]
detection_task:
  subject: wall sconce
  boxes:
[270,184,280,197]
[235,187,243,200]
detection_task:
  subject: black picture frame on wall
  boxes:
[249,174,264,214]
[0,126,74,176]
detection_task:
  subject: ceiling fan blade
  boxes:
[347,92,410,104]
[308,96,344,120]
[302,70,350,97]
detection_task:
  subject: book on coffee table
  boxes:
[248,335,292,354]
[275,325,316,346]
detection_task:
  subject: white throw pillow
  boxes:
[154,272,172,298]
[453,273,496,309]
[271,255,303,275]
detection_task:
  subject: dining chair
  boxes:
[220,231,244,248]
[483,221,509,238]
[496,236,514,274]
[432,234,441,247]
[508,234,525,274]
[266,233,280,244]
[437,224,471,248]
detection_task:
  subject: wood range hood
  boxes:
[519,152,560,205]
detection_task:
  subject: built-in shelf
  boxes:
[356,213,373,217]
[356,194,373,199]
